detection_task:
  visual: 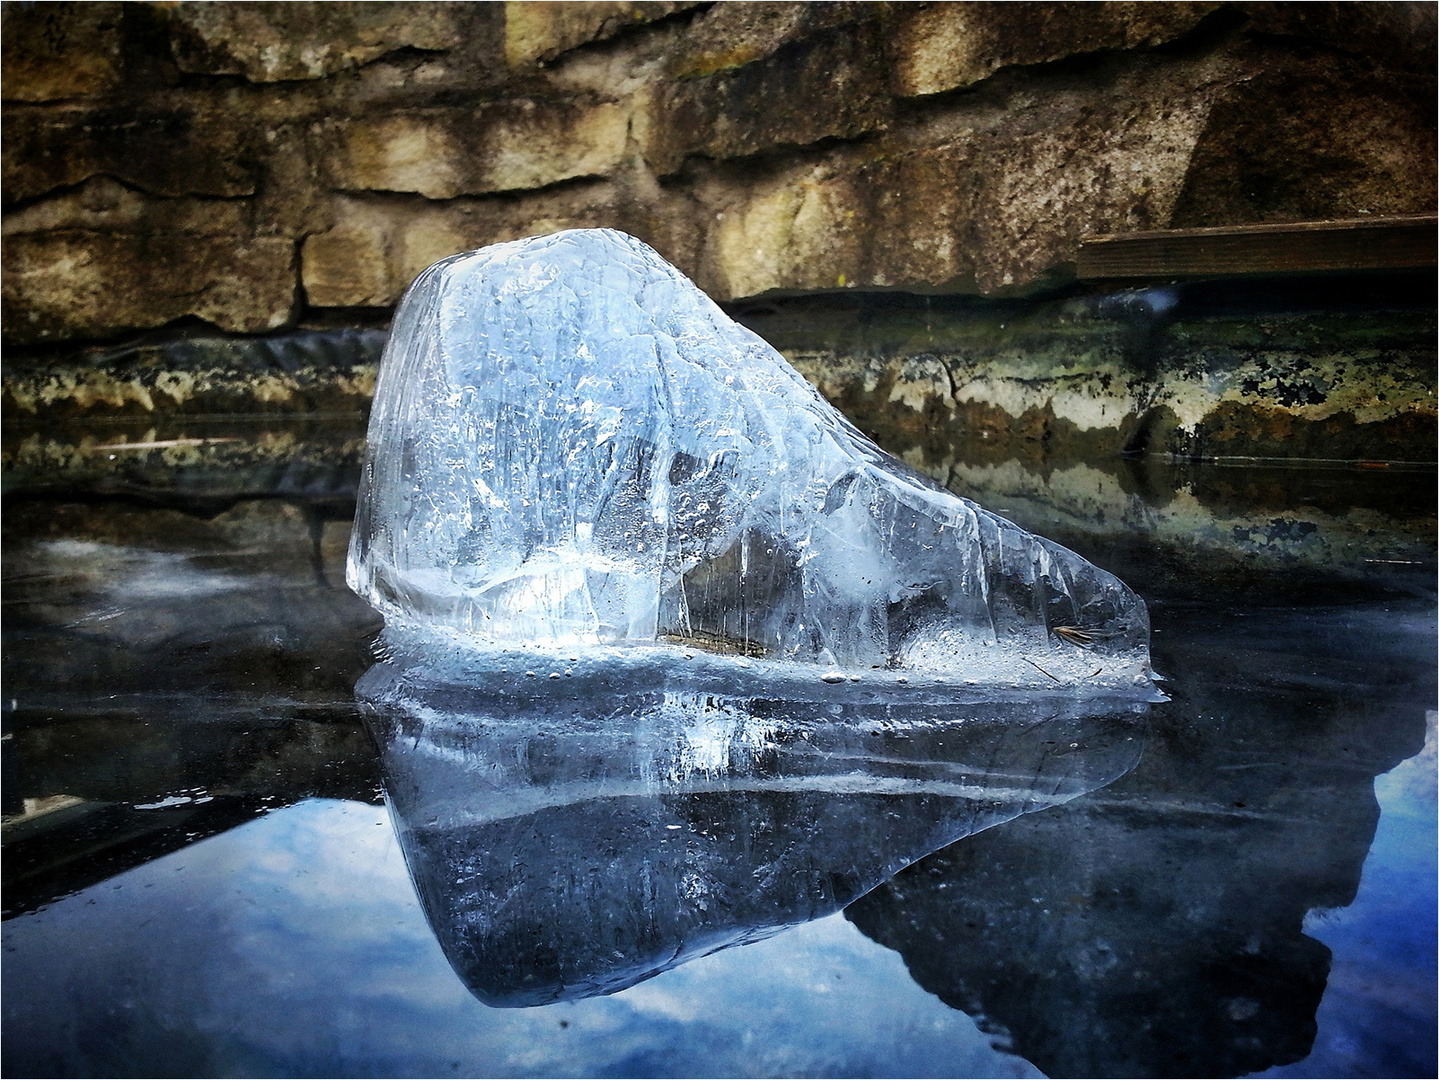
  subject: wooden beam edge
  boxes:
[1077,214,1438,279]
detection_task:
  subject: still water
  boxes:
[2,443,1433,1078]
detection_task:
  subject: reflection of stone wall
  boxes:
[847,600,1435,1078]
[1,495,384,916]
[3,2,1434,345]
[943,458,1436,596]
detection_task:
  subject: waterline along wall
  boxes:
[3,1,1435,592]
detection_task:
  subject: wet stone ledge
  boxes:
[1,274,1433,594]
[1,326,385,419]
[734,274,1438,468]
[2,327,382,504]
[730,275,1436,594]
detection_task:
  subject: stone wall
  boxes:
[3,1,1434,347]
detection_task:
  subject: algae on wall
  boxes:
[739,279,1437,468]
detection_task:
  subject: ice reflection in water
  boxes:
[359,641,1147,1005]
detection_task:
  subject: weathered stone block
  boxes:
[505,1,701,66]
[887,1,1222,98]
[169,2,464,82]
[321,98,628,198]
[1,178,251,238]
[301,188,705,309]
[2,102,260,203]
[699,55,1215,298]
[303,197,507,309]
[3,233,296,344]
[668,1,873,77]
[0,182,286,342]
[301,226,394,309]
[1243,1,1439,74]
[645,18,891,175]
[1,2,127,103]
[1171,58,1438,226]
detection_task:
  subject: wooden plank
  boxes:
[1076,215,1437,279]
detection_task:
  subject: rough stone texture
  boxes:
[301,186,706,309]
[668,1,873,77]
[319,98,630,198]
[504,1,702,66]
[886,1,1223,98]
[169,2,466,82]
[0,175,301,342]
[2,176,248,238]
[1169,57,1439,226]
[2,232,296,343]
[693,49,1225,297]
[1,2,127,103]
[647,16,892,175]
[3,100,261,202]
[2,2,1432,346]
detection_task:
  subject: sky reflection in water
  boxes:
[3,710,1433,1078]
[3,797,1039,1079]
[1258,712,1438,1080]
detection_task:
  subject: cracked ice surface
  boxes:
[347,229,1150,685]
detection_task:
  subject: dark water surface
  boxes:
[2,440,1433,1078]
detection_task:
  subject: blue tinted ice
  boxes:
[348,229,1150,685]
[358,654,1148,1005]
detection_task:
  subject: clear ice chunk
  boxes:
[348,229,1150,682]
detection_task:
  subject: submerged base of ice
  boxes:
[370,623,1163,700]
